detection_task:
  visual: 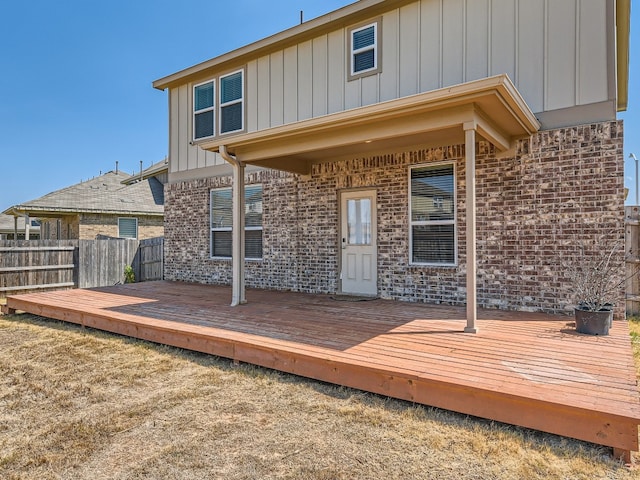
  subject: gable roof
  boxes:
[3,170,164,218]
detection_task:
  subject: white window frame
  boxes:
[193,79,216,141]
[348,20,381,80]
[409,162,457,267]
[210,185,262,260]
[118,217,138,239]
[219,69,244,136]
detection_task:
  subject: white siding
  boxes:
[420,0,442,92]
[399,4,420,97]
[578,0,608,105]
[297,40,313,121]
[270,51,284,127]
[517,0,544,112]
[546,0,577,110]
[327,31,345,114]
[466,0,489,82]
[169,0,614,174]
[442,0,465,86]
[490,0,516,82]
[283,46,298,123]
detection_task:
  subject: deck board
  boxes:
[4,280,640,460]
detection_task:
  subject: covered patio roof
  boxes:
[201,74,539,175]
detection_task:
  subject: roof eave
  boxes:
[616,0,630,112]
[3,205,163,217]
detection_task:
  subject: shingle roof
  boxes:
[3,170,164,217]
[122,158,169,185]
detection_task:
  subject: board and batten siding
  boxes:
[169,0,613,175]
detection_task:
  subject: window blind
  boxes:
[118,218,138,239]
[210,185,262,259]
[410,164,455,264]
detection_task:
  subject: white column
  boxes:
[231,161,246,306]
[463,123,478,333]
[24,214,30,241]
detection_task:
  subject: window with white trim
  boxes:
[118,217,138,239]
[349,21,380,79]
[220,70,244,134]
[210,184,262,259]
[194,80,215,140]
[410,164,456,265]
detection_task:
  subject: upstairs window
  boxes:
[210,184,262,259]
[349,21,381,80]
[194,80,215,140]
[220,70,244,134]
[410,164,456,266]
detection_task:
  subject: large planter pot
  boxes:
[574,307,613,335]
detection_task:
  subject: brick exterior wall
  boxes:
[164,120,625,317]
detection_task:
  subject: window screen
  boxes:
[211,184,262,259]
[410,164,456,264]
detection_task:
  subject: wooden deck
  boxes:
[3,281,640,461]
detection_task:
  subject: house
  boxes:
[153,0,630,329]
[0,214,40,240]
[2,159,167,240]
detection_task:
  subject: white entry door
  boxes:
[340,190,377,296]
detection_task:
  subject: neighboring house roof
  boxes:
[122,158,169,185]
[3,170,164,218]
[0,214,40,233]
[152,0,630,112]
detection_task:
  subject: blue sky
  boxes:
[0,0,638,210]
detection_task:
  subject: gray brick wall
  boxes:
[164,120,625,317]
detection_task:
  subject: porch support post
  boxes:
[220,145,246,306]
[463,122,478,333]
[13,216,18,240]
[24,213,30,241]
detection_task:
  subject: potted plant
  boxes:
[569,234,628,336]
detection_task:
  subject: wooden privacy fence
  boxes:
[0,237,163,298]
[627,206,640,315]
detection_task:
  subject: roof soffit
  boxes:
[199,75,539,174]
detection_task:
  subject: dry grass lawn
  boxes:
[1,313,638,480]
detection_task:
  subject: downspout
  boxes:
[219,145,246,306]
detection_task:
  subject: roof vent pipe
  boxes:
[140,160,143,182]
[115,160,119,174]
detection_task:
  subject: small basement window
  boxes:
[348,20,381,80]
